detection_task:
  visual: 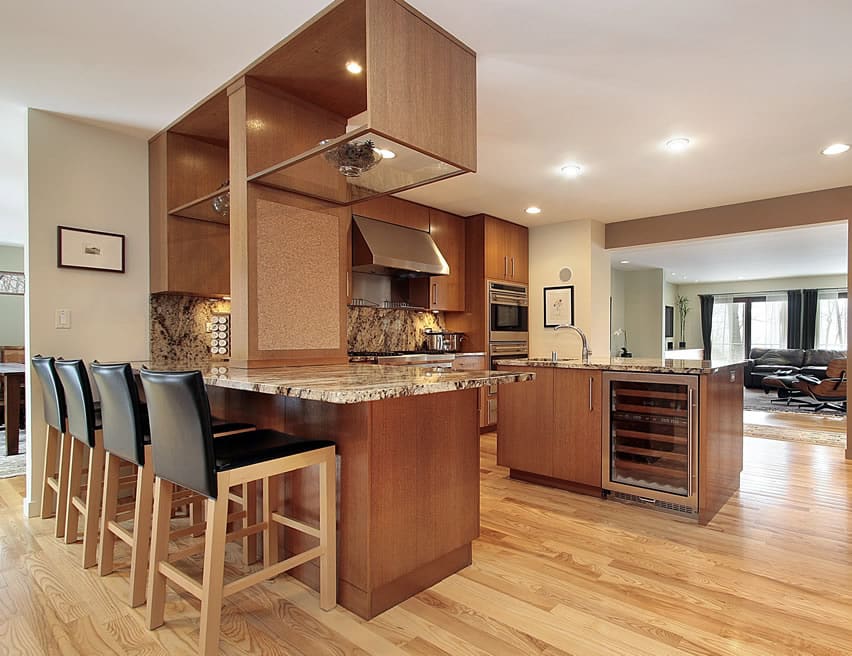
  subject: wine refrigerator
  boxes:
[601,371,699,514]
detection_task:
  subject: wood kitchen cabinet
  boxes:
[426,208,465,311]
[351,195,430,232]
[497,365,602,494]
[483,215,528,284]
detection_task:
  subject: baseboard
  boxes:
[22,497,40,518]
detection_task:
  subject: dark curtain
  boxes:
[787,289,803,348]
[802,288,819,349]
[699,294,714,359]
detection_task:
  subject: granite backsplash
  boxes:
[348,307,445,353]
[150,294,230,362]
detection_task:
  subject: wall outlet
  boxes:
[55,309,71,329]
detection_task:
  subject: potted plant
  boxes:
[676,295,690,348]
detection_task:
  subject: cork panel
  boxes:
[255,199,340,351]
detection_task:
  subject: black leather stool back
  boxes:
[91,362,147,467]
[139,369,218,498]
[55,359,98,447]
[31,355,67,432]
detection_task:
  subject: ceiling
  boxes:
[610,222,848,284]
[2,0,852,243]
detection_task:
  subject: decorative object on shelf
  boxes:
[613,328,632,357]
[0,271,24,295]
[321,138,383,177]
[676,295,690,348]
[57,225,125,273]
[211,180,230,217]
[543,285,575,327]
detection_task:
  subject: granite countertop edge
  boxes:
[496,358,748,374]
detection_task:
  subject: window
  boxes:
[711,296,745,361]
[816,290,847,350]
[710,292,788,358]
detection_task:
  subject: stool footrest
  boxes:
[223,545,324,598]
[271,512,320,539]
[158,561,203,598]
[107,520,134,546]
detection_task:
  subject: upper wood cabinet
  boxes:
[238,0,476,205]
[484,216,528,283]
[427,208,465,311]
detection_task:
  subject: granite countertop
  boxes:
[137,361,533,404]
[497,357,747,375]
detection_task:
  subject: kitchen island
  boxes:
[497,357,745,524]
[143,361,532,619]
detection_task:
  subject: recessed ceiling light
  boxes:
[821,143,850,156]
[619,260,630,264]
[374,148,396,159]
[525,206,541,215]
[560,163,583,178]
[345,61,363,74]
[665,137,691,152]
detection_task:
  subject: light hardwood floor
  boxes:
[0,421,850,655]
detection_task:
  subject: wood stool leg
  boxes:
[318,451,337,611]
[199,478,229,656]
[40,425,59,519]
[82,437,106,569]
[262,475,279,569]
[242,481,258,565]
[64,439,85,544]
[190,498,204,537]
[147,477,173,630]
[98,453,121,576]
[55,431,73,539]
[129,457,155,608]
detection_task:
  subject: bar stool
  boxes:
[140,369,336,656]
[92,362,257,607]
[55,359,105,569]
[32,355,71,538]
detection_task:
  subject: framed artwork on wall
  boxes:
[543,285,574,327]
[57,226,125,273]
[0,271,25,295]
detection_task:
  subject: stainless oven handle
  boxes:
[687,386,694,496]
[491,293,528,306]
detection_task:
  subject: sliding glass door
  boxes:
[711,296,746,361]
[711,293,788,358]
[816,290,847,350]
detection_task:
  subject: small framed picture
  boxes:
[57,226,125,273]
[544,285,574,327]
[0,271,25,296]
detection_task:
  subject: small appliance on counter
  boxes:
[423,329,466,353]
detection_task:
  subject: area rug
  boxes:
[742,387,845,416]
[744,423,846,448]
[0,430,27,478]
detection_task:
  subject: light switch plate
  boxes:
[55,309,71,329]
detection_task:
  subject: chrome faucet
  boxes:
[553,324,592,363]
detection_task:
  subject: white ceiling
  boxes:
[2,0,852,243]
[610,222,848,284]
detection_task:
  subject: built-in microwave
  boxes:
[489,281,529,342]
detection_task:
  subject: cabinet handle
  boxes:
[503,256,507,278]
[346,271,350,298]
[687,387,694,496]
[589,377,593,411]
[511,257,515,279]
[432,282,437,305]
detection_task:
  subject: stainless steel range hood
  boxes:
[352,215,449,278]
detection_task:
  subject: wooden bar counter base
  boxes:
[207,385,481,619]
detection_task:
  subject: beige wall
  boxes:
[676,274,848,351]
[529,219,610,359]
[25,110,149,516]
[0,245,25,345]
[622,268,664,358]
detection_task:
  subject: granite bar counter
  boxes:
[140,361,531,403]
[137,359,531,619]
[496,356,747,374]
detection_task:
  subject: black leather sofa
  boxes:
[744,348,847,388]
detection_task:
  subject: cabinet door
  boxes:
[507,223,529,284]
[428,209,466,311]
[552,369,602,487]
[484,217,508,281]
[350,195,430,232]
[496,367,554,475]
